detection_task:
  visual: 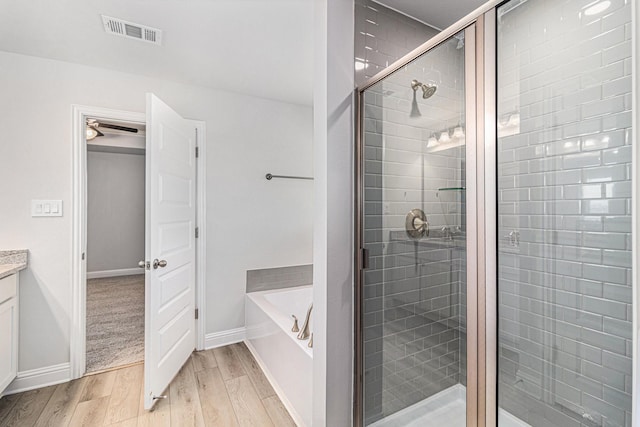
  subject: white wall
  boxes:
[87,148,145,273]
[0,51,313,372]
[313,0,354,424]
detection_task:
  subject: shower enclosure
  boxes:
[356,0,634,426]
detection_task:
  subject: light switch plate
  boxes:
[32,200,63,217]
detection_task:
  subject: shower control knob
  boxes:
[153,259,168,269]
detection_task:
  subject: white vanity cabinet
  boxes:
[0,273,18,395]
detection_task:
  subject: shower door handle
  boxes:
[153,259,168,269]
[361,248,370,270]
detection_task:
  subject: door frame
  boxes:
[69,104,207,379]
[354,21,482,426]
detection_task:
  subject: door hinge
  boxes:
[195,227,199,238]
[361,248,370,270]
[195,308,199,319]
[195,146,199,158]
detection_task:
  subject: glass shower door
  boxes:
[359,29,473,427]
[496,0,633,426]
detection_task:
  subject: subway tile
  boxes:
[602,40,631,66]
[602,110,632,131]
[581,199,626,215]
[583,232,626,249]
[603,215,631,232]
[602,75,631,98]
[581,130,625,151]
[562,151,601,169]
[602,250,631,268]
[563,215,603,231]
[602,385,632,411]
[582,328,626,354]
[603,283,632,303]
[583,393,626,426]
[582,96,624,119]
[603,145,632,165]
[583,264,627,285]
[563,307,602,330]
[583,295,627,320]
[545,169,581,185]
[563,184,601,199]
[602,351,632,375]
[582,164,626,183]
[603,317,632,340]
[605,181,631,198]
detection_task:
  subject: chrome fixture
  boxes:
[86,118,139,141]
[506,230,520,247]
[405,209,429,239]
[297,303,313,340]
[291,315,300,333]
[86,121,103,141]
[266,173,314,181]
[411,79,437,99]
[152,259,167,269]
[442,226,453,241]
[308,333,313,348]
[410,88,421,117]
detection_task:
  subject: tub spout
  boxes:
[297,303,313,340]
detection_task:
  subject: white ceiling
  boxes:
[374,0,488,30]
[0,0,314,106]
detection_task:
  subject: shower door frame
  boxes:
[354,4,500,427]
[356,1,640,426]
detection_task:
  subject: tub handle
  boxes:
[291,315,300,333]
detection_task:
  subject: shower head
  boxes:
[410,89,421,117]
[411,79,437,99]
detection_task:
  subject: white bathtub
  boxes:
[245,285,313,427]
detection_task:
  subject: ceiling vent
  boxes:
[101,15,162,45]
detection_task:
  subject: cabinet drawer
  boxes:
[0,274,17,304]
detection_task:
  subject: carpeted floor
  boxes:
[86,274,145,373]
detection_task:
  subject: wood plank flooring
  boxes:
[0,343,297,427]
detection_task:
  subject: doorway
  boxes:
[70,99,208,410]
[85,118,146,373]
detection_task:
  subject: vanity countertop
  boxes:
[0,250,28,280]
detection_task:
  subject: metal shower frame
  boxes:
[354,2,500,426]
[355,1,639,426]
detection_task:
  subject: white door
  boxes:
[143,94,197,409]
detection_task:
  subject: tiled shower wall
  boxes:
[362,34,467,423]
[355,0,438,87]
[497,0,633,426]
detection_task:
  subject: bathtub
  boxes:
[245,285,313,427]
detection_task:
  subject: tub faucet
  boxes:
[297,303,313,340]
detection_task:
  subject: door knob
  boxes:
[153,259,168,269]
[138,260,146,269]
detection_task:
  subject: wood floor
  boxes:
[0,343,297,427]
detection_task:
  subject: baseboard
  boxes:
[2,363,70,396]
[204,327,246,349]
[87,268,144,279]
[244,340,306,427]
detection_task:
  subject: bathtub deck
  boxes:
[0,343,296,427]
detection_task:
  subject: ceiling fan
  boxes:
[86,119,139,141]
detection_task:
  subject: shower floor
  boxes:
[369,384,530,427]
